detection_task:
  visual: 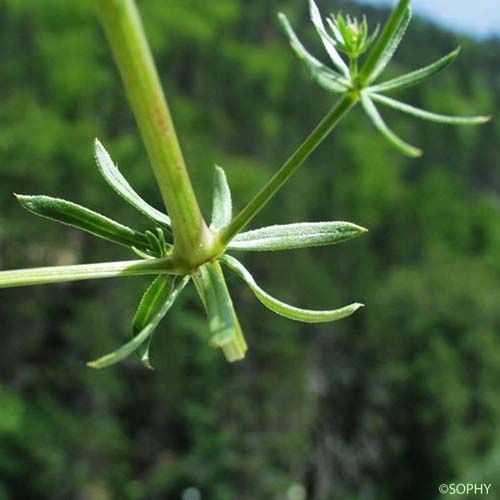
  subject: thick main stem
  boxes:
[220,93,358,245]
[97,0,213,267]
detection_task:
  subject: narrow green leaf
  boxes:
[369,48,460,93]
[308,0,350,77]
[222,255,363,323]
[193,261,247,362]
[94,139,171,228]
[210,165,233,231]
[359,0,411,85]
[278,13,350,93]
[16,194,150,249]
[361,93,422,157]
[132,275,172,369]
[0,257,177,289]
[132,247,155,259]
[228,222,367,252]
[370,92,490,125]
[88,276,189,369]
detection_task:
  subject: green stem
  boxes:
[0,258,176,289]
[220,93,358,245]
[97,0,213,267]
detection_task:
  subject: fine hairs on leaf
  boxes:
[358,0,412,84]
[369,48,461,93]
[15,194,152,250]
[229,222,367,252]
[0,0,491,368]
[94,139,171,229]
[278,13,350,93]
[210,165,232,231]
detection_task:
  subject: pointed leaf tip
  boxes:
[87,276,189,369]
[94,139,171,228]
[308,0,350,77]
[229,221,368,252]
[359,0,412,84]
[222,255,364,323]
[361,94,422,158]
[278,9,349,93]
[132,275,172,369]
[16,194,151,249]
[371,93,491,127]
[369,48,461,93]
[210,165,232,231]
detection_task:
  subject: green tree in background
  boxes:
[0,0,499,499]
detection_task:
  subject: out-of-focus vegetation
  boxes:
[0,0,499,498]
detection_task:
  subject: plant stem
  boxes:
[97,0,214,267]
[0,258,176,289]
[220,93,358,245]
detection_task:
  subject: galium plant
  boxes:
[0,0,489,368]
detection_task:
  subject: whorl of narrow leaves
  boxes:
[279,0,489,158]
[0,0,490,369]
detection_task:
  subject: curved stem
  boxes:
[220,93,358,245]
[0,258,177,289]
[97,0,213,266]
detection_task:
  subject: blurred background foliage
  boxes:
[0,0,499,499]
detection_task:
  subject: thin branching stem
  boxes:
[0,258,177,288]
[220,93,359,246]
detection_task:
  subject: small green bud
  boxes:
[327,13,379,58]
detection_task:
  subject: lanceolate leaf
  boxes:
[369,48,460,93]
[228,222,367,252]
[370,93,490,125]
[222,255,363,323]
[278,13,349,93]
[132,275,172,369]
[87,276,189,369]
[361,93,422,157]
[16,194,150,249]
[94,139,171,228]
[308,0,350,78]
[194,261,247,362]
[210,165,232,231]
[359,0,411,85]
